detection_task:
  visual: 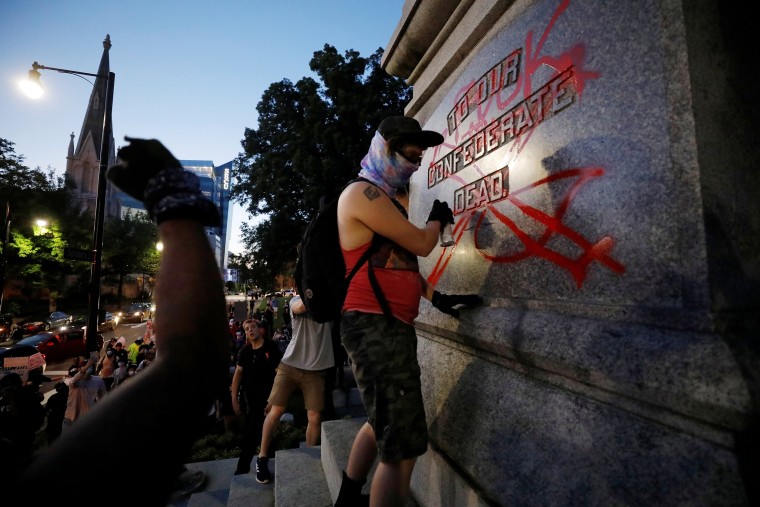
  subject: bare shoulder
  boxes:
[340,180,390,212]
[360,183,383,201]
[338,181,387,248]
[342,179,380,200]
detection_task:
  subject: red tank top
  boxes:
[342,239,422,326]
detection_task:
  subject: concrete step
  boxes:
[171,419,373,506]
[184,458,237,507]
[168,416,425,506]
[274,445,332,507]
[166,371,368,507]
[321,418,420,506]
[227,463,276,507]
[320,418,375,502]
[165,457,275,507]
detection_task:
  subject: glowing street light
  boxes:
[33,219,50,236]
[19,65,44,99]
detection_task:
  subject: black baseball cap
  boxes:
[378,116,444,148]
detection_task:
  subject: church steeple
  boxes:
[67,132,75,158]
[65,34,119,219]
[74,34,112,160]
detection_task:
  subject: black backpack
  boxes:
[295,178,391,323]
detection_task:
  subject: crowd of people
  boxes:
[2,291,306,488]
[0,369,47,476]
[0,319,161,473]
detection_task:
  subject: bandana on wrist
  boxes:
[143,168,220,226]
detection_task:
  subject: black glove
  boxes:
[107,137,219,226]
[426,199,454,232]
[431,290,483,318]
[107,137,183,201]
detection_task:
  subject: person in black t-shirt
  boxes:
[230,318,282,478]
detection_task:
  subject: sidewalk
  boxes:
[230,298,290,331]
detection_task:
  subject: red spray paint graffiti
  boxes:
[427,166,626,288]
[426,0,624,289]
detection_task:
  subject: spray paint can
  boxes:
[440,222,454,247]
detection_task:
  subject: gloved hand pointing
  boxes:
[426,199,454,232]
[431,290,483,318]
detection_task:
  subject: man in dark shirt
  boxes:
[230,318,282,479]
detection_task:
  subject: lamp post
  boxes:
[0,201,10,316]
[23,61,115,354]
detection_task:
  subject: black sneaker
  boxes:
[256,456,271,484]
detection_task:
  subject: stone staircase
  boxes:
[168,417,386,507]
[167,364,409,507]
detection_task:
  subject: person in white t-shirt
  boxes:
[254,294,334,483]
[62,353,106,432]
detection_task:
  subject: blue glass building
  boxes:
[117,159,234,273]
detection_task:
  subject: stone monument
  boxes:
[382,0,759,504]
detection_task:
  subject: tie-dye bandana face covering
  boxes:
[358,131,419,198]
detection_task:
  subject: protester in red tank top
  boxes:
[334,116,484,506]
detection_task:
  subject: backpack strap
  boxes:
[366,245,393,321]
[342,177,375,286]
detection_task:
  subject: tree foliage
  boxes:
[0,138,57,192]
[227,251,254,291]
[232,45,411,285]
[1,138,92,303]
[102,211,158,307]
[12,221,69,293]
[1,138,162,309]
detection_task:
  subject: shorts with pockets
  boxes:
[268,362,326,412]
[340,311,428,462]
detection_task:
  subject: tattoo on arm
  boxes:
[363,185,381,201]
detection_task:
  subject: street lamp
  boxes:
[33,219,50,235]
[22,56,115,354]
[0,202,10,316]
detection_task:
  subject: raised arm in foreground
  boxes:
[17,138,229,504]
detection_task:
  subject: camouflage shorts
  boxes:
[340,311,428,462]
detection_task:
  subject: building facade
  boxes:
[116,159,235,273]
[177,159,234,272]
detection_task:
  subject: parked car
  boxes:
[0,314,13,341]
[66,311,119,333]
[17,311,73,335]
[0,344,47,383]
[117,304,147,323]
[133,302,154,319]
[15,328,104,364]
